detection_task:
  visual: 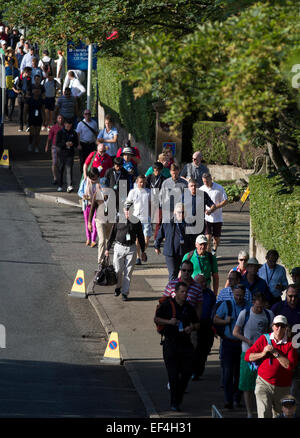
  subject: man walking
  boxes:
[154,281,200,411]
[213,284,248,409]
[182,234,219,296]
[105,201,146,301]
[233,293,274,418]
[245,315,298,418]
[76,109,98,174]
[180,150,209,187]
[258,249,288,305]
[200,173,228,256]
[56,118,79,192]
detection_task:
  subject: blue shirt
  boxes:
[216,286,252,306]
[201,287,216,321]
[241,274,272,303]
[216,299,248,339]
[97,127,118,157]
[258,263,288,298]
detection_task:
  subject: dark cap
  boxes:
[291,267,300,276]
[114,157,123,166]
[153,161,163,170]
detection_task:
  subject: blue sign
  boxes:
[67,41,97,71]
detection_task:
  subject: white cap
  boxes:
[196,234,208,245]
[272,315,288,326]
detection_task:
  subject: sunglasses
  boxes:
[239,259,247,261]
[274,323,286,328]
[287,295,298,298]
[181,269,193,273]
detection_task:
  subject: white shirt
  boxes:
[200,182,227,223]
[69,77,86,97]
[76,119,98,143]
[127,188,151,222]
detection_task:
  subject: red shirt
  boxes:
[85,152,113,177]
[245,334,298,387]
[116,146,141,164]
[48,123,63,146]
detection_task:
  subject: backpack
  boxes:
[211,300,233,338]
[155,297,176,335]
[42,58,53,75]
[248,333,272,372]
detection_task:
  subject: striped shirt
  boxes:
[163,278,203,307]
[216,286,252,305]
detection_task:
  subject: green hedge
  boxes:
[249,175,300,272]
[95,57,155,149]
[192,121,260,169]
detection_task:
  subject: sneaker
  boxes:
[26,126,30,132]
[28,144,33,152]
[57,186,63,192]
[136,258,142,265]
[114,288,121,297]
[18,128,23,132]
[66,186,74,193]
[35,147,39,153]
[121,294,128,301]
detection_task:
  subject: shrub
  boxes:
[95,57,155,149]
[249,175,300,272]
[192,121,263,168]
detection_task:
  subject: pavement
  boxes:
[3,116,252,419]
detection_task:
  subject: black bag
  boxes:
[95,256,117,286]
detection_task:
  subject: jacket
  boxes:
[154,220,196,257]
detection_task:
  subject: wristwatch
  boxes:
[273,352,280,358]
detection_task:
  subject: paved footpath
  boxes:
[4,119,251,418]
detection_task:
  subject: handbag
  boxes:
[95,256,117,286]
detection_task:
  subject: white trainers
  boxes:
[28,144,33,152]
[57,186,63,192]
[66,186,74,193]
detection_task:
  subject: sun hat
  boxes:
[272,315,288,326]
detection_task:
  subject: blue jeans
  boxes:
[220,338,242,405]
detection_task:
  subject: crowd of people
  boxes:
[2,25,299,420]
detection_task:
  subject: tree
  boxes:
[124,1,300,182]
[1,0,227,51]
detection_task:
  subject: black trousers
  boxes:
[79,141,96,175]
[57,149,74,187]
[163,337,194,407]
[193,321,215,377]
[18,97,25,130]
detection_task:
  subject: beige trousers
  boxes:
[255,375,290,418]
[95,220,113,264]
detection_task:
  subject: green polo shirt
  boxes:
[182,249,218,285]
